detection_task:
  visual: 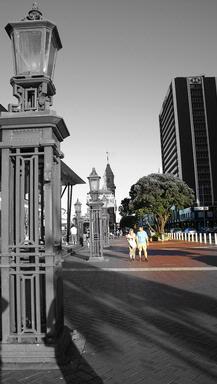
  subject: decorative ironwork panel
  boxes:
[89,207,103,257]
[6,147,47,342]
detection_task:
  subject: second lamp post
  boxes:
[87,168,104,260]
[74,198,82,244]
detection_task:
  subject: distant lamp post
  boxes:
[74,198,82,244]
[74,198,82,217]
[102,194,110,247]
[87,168,104,260]
[88,168,101,197]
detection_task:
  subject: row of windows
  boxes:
[195,137,207,144]
[163,149,177,168]
[190,85,203,92]
[160,88,173,122]
[197,159,210,166]
[193,110,205,116]
[198,184,211,191]
[195,145,208,151]
[192,106,204,112]
[194,130,206,137]
[164,161,179,175]
[194,123,206,129]
[163,143,177,164]
[198,175,211,182]
[191,97,204,105]
[160,116,175,144]
[193,117,206,123]
[160,103,174,129]
[162,129,176,152]
[191,97,203,103]
[196,152,209,159]
[197,165,210,172]
[190,91,203,97]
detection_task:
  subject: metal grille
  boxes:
[89,207,103,257]
[8,147,46,342]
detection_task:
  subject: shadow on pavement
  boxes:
[0,297,8,384]
[44,294,103,383]
[53,326,103,384]
[63,258,217,382]
[70,252,90,261]
[108,246,130,255]
[149,249,191,257]
[108,242,191,258]
[193,255,217,267]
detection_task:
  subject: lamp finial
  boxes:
[24,2,43,20]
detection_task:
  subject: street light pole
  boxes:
[87,168,104,260]
[102,194,110,247]
[74,198,82,245]
[0,4,70,364]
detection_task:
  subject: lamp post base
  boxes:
[0,326,73,367]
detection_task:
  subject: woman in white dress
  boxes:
[126,228,137,261]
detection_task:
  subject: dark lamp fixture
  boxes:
[5,3,62,112]
[5,3,62,80]
[88,168,100,193]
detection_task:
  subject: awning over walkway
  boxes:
[61,161,85,186]
[0,105,7,113]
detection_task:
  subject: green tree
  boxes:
[119,215,137,230]
[119,197,131,217]
[128,173,194,234]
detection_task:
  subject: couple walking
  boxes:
[126,226,149,262]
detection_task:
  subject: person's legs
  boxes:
[74,235,77,244]
[143,244,148,260]
[132,247,136,260]
[138,244,142,260]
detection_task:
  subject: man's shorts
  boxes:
[137,243,147,252]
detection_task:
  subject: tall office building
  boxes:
[159,75,217,209]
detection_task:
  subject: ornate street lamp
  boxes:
[74,198,82,244]
[87,168,104,260]
[74,198,82,217]
[88,168,101,198]
[0,3,70,365]
[5,2,62,112]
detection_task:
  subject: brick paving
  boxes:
[1,238,217,383]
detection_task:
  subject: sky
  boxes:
[1,0,217,220]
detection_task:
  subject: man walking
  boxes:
[70,225,78,245]
[136,226,149,261]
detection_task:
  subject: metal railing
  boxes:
[167,231,217,245]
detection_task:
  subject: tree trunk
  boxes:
[155,213,170,235]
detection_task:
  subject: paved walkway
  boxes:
[1,238,217,383]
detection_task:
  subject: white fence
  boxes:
[167,232,217,245]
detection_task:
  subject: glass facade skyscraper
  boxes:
[159,76,217,208]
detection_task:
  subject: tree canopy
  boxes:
[118,197,131,217]
[119,215,137,230]
[120,173,194,234]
